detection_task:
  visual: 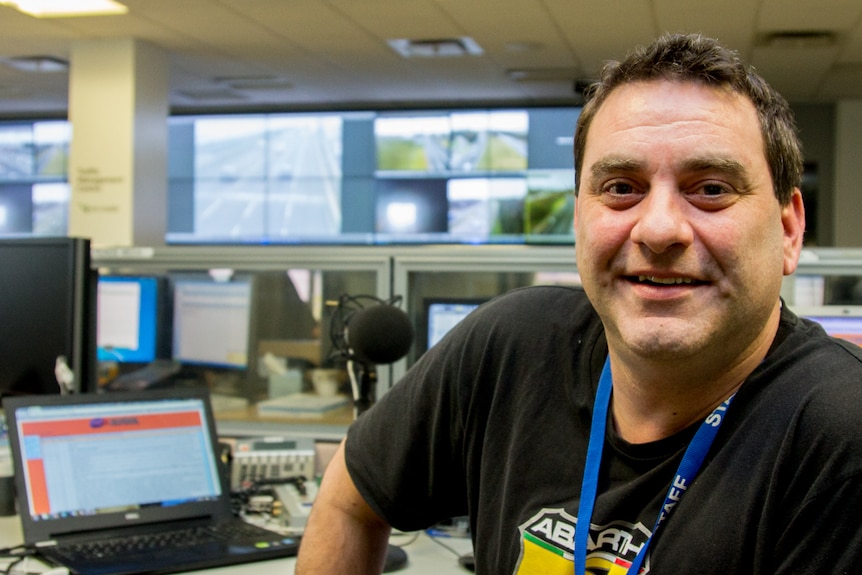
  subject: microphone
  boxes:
[347,304,414,365]
[327,294,414,417]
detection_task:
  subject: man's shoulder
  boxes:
[455,285,601,348]
[756,315,862,446]
[776,308,862,373]
[484,284,593,313]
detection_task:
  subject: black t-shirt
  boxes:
[345,286,862,574]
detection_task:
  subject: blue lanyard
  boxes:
[574,357,735,575]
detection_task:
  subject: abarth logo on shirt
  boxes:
[513,508,652,574]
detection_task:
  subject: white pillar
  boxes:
[67,38,168,247]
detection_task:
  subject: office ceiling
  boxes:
[1,0,862,117]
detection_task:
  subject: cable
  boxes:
[389,531,420,548]
[0,546,40,575]
[423,529,464,558]
[2,556,25,575]
[0,546,29,559]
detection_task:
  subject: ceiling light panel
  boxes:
[0,0,128,17]
[388,37,483,58]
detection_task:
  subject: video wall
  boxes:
[166,106,579,245]
[0,107,579,245]
[0,121,70,236]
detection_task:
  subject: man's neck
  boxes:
[606,313,780,444]
[609,374,744,444]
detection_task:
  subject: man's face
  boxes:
[575,80,804,365]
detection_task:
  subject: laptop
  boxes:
[3,387,299,575]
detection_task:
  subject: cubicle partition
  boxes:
[390,244,580,382]
[92,245,390,438]
[92,245,862,438]
[782,248,862,346]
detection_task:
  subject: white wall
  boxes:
[834,100,862,247]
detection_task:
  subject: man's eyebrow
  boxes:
[587,157,644,190]
[585,156,750,191]
[680,156,747,176]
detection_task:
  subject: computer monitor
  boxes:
[802,307,862,347]
[97,276,166,364]
[0,184,33,234]
[0,237,96,399]
[171,278,253,368]
[422,298,486,352]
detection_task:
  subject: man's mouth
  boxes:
[636,276,694,285]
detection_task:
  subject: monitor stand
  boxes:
[384,544,408,572]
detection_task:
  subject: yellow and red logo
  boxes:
[514,508,652,575]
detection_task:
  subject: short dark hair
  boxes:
[573,33,803,205]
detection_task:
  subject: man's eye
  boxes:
[687,182,740,210]
[604,182,634,195]
[702,183,727,196]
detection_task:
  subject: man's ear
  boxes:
[573,193,580,235]
[782,188,806,276]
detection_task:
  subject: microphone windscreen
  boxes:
[347,304,414,364]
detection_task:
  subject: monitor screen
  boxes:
[0,184,33,234]
[97,276,162,363]
[172,279,252,368]
[0,237,96,398]
[805,313,862,347]
[423,298,486,352]
[165,106,580,246]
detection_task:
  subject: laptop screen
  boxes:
[4,389,231,543]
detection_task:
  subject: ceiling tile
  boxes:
[751,44,840,100]
[3,0,862,115]
[758,0,862,31]
[542,0,658,79]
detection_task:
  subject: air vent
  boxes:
[388,37,483,58]
[0,85,24,97]
[760,31,837,48]
[214,76,293,91]
[507,68,581,82]
[176,88,247,102]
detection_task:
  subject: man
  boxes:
[297,33,862,574]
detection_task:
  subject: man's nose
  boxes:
[629,187,694,253]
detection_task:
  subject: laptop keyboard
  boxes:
[50,521,286,561]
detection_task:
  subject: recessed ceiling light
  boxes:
[0,0,128,17]
[0,55,68,72]
[388,37,483,58]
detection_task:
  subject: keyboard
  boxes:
[105,359,183,390]
[50,521,284,562]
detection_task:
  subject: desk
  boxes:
[0,516,474,574]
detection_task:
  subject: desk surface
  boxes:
[0,516,474,574]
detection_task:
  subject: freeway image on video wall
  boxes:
[0,122,70,235]
[0,121,69,179]
[375,110,528,173]
[163,106,577,244]
[447,177,527,241]
[525,170,575,241]
[191,115,342,239]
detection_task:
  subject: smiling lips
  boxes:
[636,276,695,285]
